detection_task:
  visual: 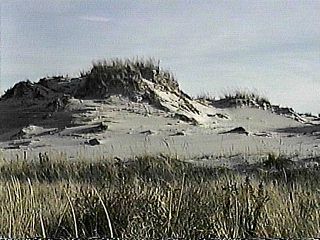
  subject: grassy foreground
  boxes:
[0,154,319,238]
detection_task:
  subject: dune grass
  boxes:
[222,90,268,101]
[196,89,271,110]
[77,58,179,99]
[0,154,319,238]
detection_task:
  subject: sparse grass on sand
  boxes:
[222,90,269,102]
[0,154,319,238]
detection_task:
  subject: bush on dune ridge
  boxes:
[0,154,319,238]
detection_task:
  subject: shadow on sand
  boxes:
[275,124,320,135]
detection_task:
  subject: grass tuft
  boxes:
[222,90,270,104]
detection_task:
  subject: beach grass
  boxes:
[0,154,319,238]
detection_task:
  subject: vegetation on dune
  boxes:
[0,154,319,238]
[197,90,269,102]
[197,89,271,109]
[222,90,269,103]
[221,90,271,108]
[1,57,182,104]
[77,58,180,99]
[195,91,216,102]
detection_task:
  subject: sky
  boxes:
[1,0,319,113]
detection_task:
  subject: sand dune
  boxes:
[1,59,319,168]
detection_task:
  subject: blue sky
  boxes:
[1,0,319,113]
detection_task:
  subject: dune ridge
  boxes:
[1,58,320,164]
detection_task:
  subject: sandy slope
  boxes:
[1,94,320,168]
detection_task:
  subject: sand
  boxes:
[1,93,320,169]
[1,64,319,169]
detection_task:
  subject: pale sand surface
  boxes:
[1,95,320,169]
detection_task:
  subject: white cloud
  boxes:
[80,16,110,23]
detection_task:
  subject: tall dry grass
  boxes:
[0,154,319,238]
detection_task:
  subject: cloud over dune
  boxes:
[80,16,110,23]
